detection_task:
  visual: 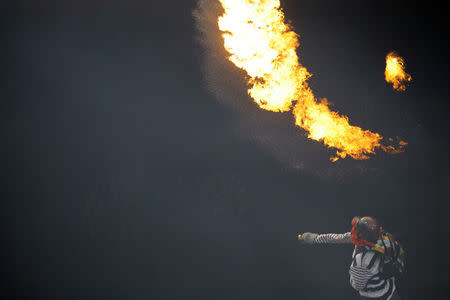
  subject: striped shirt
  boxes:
[313,232,397,299]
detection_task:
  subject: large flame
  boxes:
[385,51,411,91]
[218,0,404,161]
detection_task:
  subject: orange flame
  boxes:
[218,0,404,161]
[385,52,411,91]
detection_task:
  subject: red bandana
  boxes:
[350,218,379,247]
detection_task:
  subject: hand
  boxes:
[298,232,318,244]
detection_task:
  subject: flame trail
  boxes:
[216,0,405,161]
[385,51,412,91]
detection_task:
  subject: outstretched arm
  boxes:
[314,232,352,244]
[299,232,352,244]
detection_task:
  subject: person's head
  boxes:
[351,216,382,246]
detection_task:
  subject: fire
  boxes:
[217,0,404,161]
[218,0,305,112]
[385,52,411,91]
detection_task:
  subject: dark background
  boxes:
[1,0,449,299]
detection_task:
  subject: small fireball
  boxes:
[385,52,412,91]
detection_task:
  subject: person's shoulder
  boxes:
[355,247,381,256]
[359,250,382,268]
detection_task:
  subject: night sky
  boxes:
[2,1,449,299]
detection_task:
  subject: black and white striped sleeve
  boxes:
[313,232,352,244]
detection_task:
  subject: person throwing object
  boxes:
[298,216,406,300]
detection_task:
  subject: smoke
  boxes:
[192,0,382,177]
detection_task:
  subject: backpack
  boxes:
[369,231,406,278]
